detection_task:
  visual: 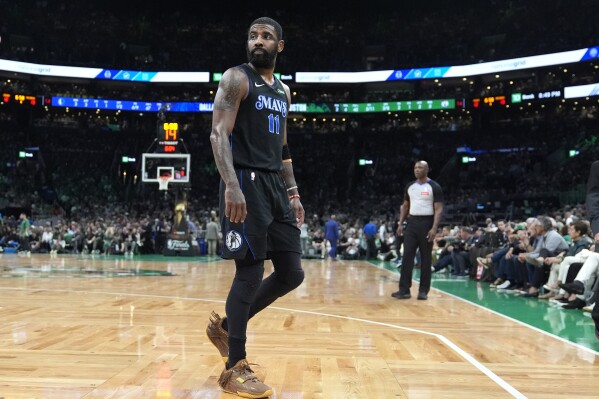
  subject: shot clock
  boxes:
[157,122,180,153]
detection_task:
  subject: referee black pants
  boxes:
[399,216,434,294]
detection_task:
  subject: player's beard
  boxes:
[247,46,277,69]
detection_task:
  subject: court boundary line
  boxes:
[433,289,599,357]
[363,260,599,357]
[0,285,526,399]
[265,304,528,399]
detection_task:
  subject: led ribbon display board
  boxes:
[51,97,214,112]
[296,46,599,83]
[0,59,209,82]
[0,46,596,83]
[290,99,455,113]
[564,83,599,99]
[52,97,455,113]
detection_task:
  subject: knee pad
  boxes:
[270,252,305,289]
[284,268,305,289]
[233,259,265,304]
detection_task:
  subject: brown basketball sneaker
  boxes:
[206,311,229,363]
[218,359,273,398]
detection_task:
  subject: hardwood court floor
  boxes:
[0,254,598,399]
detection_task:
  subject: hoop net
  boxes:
[158,176,172,191]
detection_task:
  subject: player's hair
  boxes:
[250,17,283,40]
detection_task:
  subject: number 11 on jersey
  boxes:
[268,113,280,134]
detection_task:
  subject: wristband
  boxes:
[286,185,298,192]
[289,194,300,200]
[282,144,291,160]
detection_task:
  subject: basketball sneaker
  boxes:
[206,311,229,363]
[496,280,511,290]
[218,359,273,398]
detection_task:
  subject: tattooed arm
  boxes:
[210,67,249,223]
[280,82,305,228]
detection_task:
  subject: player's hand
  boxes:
[290,197,304,228]
[396,225,404,236]
[225,185,246,223]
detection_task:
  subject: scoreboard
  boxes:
[157,122,180,153]
[2,93,41,106]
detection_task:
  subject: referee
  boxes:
[392,161,443,300]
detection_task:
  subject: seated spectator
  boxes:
[377,232,399,262]
[40,224,54,253]
[487,223,526,288]
[519,216,569,297]
[50,233,67,254]
[337,232,351,258]
[308,230,326,259]
[121,227,140,256]
[449,226,477,277]
[541,220,593,299]
[468,220,507,280]
[498,219,539,292]
[103,225,116,255]
[343,232,362,260]
[28,227,42,254]
[558,250,599,309]
[432,239,452,273]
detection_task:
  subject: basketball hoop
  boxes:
[157,166,174,191]
[158,175,172,191]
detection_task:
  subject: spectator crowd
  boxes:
[0,0,598,339]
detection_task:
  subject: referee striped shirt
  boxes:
[405,179,443,216]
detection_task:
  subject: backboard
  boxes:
[141,153,191,184]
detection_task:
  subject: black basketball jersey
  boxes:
[230,63,288,172]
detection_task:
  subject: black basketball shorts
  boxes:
[219,168,301,260]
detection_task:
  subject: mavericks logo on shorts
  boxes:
[225,230,243,252]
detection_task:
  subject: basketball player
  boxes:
[392,161,443,300]
[207,17,305,398]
